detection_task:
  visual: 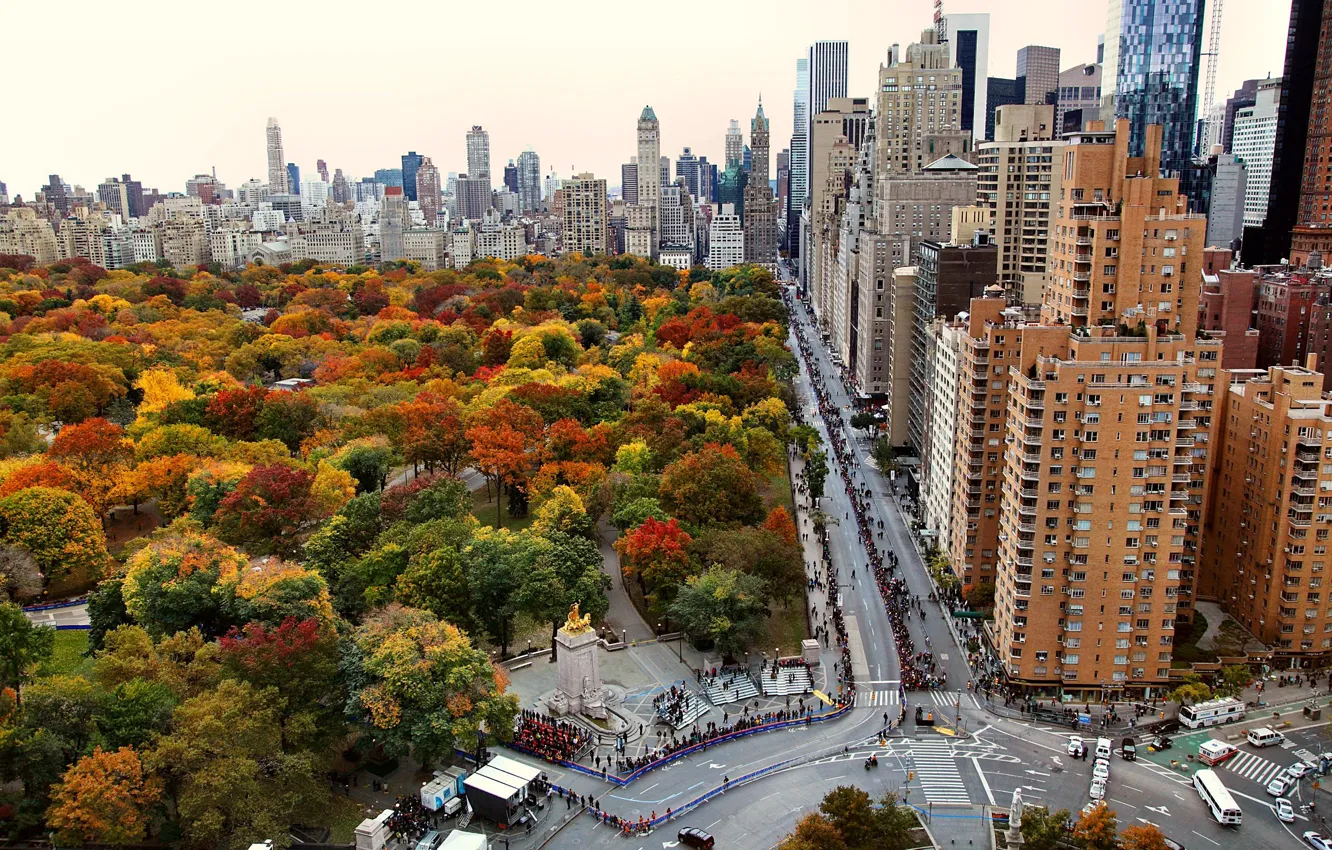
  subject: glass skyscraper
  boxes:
[1107,0,1205,177]
[401,151,423,202]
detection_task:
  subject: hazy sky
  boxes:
[8,0,1287,200]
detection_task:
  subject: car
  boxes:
[1151,735,1173,751]
[1089,778,1108,800]
[1092,759,1110,781]
[678,827,716,849]
[1268,776,1291,797]
[1276,798,1297,823]
[1162,838,1185,850]
[1287,762,1315,780]
[1304,832,1332,850]
[1068,736,1086,757]
[1082,799,1107,815]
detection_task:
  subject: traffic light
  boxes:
[908,771,915,781]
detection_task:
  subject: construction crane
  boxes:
[1200,0,1225,152]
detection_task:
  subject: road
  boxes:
[492,264,1308,850]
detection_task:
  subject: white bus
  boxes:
[1193,768,1242,826]
[1179,697,1246,729]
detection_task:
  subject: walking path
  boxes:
[595,520,653,643]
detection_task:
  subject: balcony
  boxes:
[1177,419,1197,430]
[1297,451,1322,463]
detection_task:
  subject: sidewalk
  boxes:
[595,519,654,643]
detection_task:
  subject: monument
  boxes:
[546,603,608,720]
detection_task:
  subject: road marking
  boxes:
[974,759,997,806]
[1191,831,1221,846]
[1110,798,1138,809]
[1123,785,1145,793]
[707,819,722,828]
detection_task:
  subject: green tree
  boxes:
[819,785,878,849]
[1019,805,1071,850]
[121,526,247,638]
[145,679,324,850]
[395,548,475,633]
[0,601,55,695]
[517,531,610,660]
[1167,674,1213,706]
[873,792,919,850]
[849,412,877,433]
[670,566,768,658]
[610,496,668,531]
[1214,664,1253,698]
[96,679,178,750]
[0,486,110,586]
[333,438,394,493]
[343,606,518,766]
[464,529,531,657]
[805,449,828,500]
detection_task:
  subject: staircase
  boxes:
[656,690,710,729]
[702,672,760,706]
[760,666,814,697]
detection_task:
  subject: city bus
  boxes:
[1179,697,1246,729]
[1193,768,1243,826]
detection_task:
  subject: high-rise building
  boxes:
[1057,64,1103,135]
[416,157,441,224]
[743,99,778,268]
[660,156,671,188]
[466,126,491,182]
[790,57,811,256]
[707,203,745,270]
[286,164,300,197]
[316,159,329,184]
[635,106,661,254]
[331,169,351,204]
[676,148,702,200]
[401,152,423,202]
[776,148,790,217]
[944,14,991,137]
[985,78,1023,140]
[266,117,288,194]
[1232,78,1281,228]
[621,159,638,206]
[562,173,607,256]
[97,177,130,220]
[808,39,850,199]
[1221,80,1262,153]
[1203,363,1332,664]
[1204,154,1247,248]
[876,32,968,178]
[375,168,404,189]
[516,149,542,213]
[503,161,519,195]
[455,175,490,222]
[1244,0,1324,265]
[1291,0,1332,264]
[1017,46,1061,106]
[975,104,1064,303]
[379,187,410,262]
[805,106,858,319]
[1103,0,1205,177]
[725,120,744,170]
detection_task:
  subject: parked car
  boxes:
[1268,776,1291,797]
[1151,736,1174,751]
[1287,762,1315,780]
[1082,800,1107,815]
[1068,736,1086,757]
[1090,777,1107,800]
[1276,798,1296,822]
[1304,832,1332,850]
[678,827,716,849]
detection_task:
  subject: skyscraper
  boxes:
[621,159,638,206]
[808,41,849,121]
[380,186,410,262]
[676,148,702,199]
[1016,45,1060,106]
[456,175,489,222]
[562,173,608,255]
[466,126,491,182]
[401,152,423,203]
[1232,78,1280,228]
[944,14,991,137]
[316,159,329,183]
[635,106,661,253]
[503,160,519,194]
[516,149,542,213]
[416,157,441,224]
[266,117,288,194]
[876,33,967,178]
[725,120,744,170]
[374,169,404,188]
[1104,0,1205,176]
[286,163,301,197]
[743,99,778,268]
[1291,0,1332,264]
[789,57,810,254]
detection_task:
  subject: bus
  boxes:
[1179,697,1246,729]
[1193,768,1243,826]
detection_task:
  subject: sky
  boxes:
[7,0,1288,201]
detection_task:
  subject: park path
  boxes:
[596,520,654,642]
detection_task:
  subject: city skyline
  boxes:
[8,0,1284,199]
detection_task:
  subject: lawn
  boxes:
[35,630,94,679]
[326,794,370,843]
[761,598,811,657]
[470,482,536,532]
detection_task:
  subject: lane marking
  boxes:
[1191,831,1221,846]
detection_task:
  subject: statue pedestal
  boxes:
[546,626,607,720]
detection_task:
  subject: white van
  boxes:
[1095,737,1113,760]
[1247,727,1285,748]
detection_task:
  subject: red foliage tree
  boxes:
[205,386,269,441]
[762,506,798,547]
[480,328,514,366]
[615,516,694,600]
[213,464,319,553]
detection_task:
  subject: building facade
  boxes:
[562,173,607,256]
[266,118,288,194]
[466,126,491,182]
[1232,78,1281,228]
[743,100,778,268]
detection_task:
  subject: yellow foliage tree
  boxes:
[135,369,195,415]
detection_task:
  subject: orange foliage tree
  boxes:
[47,746,162,846]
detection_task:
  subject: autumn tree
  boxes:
[344,606,519,766]
[212,463,321,554]
[466,398,543,526]
[47,746,163,846]
[122,525,246,637]
[1073,804,1119,850]
[1121,823,1172,850]
[615,516,694,605]
[659,443,763,527]
[47,417,133,518]
[777,813,848,850]
[0,486,110,585]
[1019,805,1072,850]
[762,505,798,546]
[255,389,324,452]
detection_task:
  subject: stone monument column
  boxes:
[546,603,607,719]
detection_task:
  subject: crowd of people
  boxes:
[786,290,947,700]
[613,703,820,775]
[653,682,702,728]
[696,665,749,695]
[514,710,590,764]
[385,794,435,844]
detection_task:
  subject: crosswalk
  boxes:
[861,689,900,707]
[922,691,982,710]
[1225,750,1288,787]
[909,739,971,804]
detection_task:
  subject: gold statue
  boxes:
[562,602,593,634]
